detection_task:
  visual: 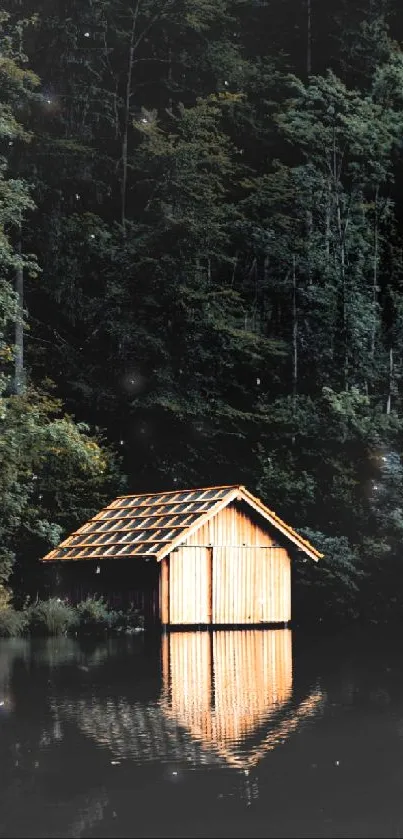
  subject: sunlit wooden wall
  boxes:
[160,502,292,625]
[212,546,290,624]
[167,547,210,625]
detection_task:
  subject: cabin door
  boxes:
[165,546,211,625]
[212,546,291,624]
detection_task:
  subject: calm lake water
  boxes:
[1,627,403,838]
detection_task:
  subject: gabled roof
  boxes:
[41,484,323,563]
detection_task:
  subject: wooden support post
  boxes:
[161,556,170,625]
[207,547,213,624]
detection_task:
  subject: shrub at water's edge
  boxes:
[74,597,144,636]
[0,608,28,638]
[0,597,144,638]
[28,598,78,637]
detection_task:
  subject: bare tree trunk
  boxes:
[306,205,313,285]
[291,256,298,447]
[231,251,239,287]
[370,185,379,362]
[335,190,348,388]
[121,0,175,234]
[386,347,393,415]
[307,0,312,75]
[292,255,298,400]
[121,6,139,236]
[325,177,331,263]
[333,120,348,389]
[14,225,24,394]
[167,45,173,113]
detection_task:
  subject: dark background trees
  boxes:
[2,0,403,620]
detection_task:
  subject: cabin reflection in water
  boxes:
[53,630,323,779]
[161,630,323,770]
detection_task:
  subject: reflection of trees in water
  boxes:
[23,637,114,669]
[0,637,112,757]
[1,784,109,839]
[0,638,112,839]
[0,640,29,710]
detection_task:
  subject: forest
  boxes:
[1,0,403,622]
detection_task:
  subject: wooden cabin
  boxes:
[41,484,323,627]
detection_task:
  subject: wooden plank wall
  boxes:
[170,502,291,625]
[185,502,277,549]
[168,547,210,624]
[212,547,291,624]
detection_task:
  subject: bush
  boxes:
[108,605,145,634]
[0,607,28,637]
[0,596,145,638]
[28,598,78,637]
[0,586,11,610]
[75,596,111,636]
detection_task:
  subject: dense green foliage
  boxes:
[0,9,124,594]
[3,1,403,621]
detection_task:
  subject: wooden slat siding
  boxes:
[168,547,209,624]
[273,549,279,621]
[161,557,169,625]
[184,502,277,550]
[182,502,287,625]
[171,552,177,625]
[207,548,213,624]
[211,546,291,625]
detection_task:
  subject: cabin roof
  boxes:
[41,484,323,564]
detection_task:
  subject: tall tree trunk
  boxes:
[386,347,393,415]
[121,4,140,236]
[292,255,298,396]
[333,122,348,389]
[14,225,24,395]
[370,185,379,362]
[121,1,173,234]
[167,45,173,113]
[121,14,139,236]
[325,179,331,261]
[292,256,298,446]
[306,0,312,75]
[306,204,313,285]
[335,193,348,388]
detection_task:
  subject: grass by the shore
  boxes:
[0,596,144,638]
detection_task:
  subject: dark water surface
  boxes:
[1,627,403,838]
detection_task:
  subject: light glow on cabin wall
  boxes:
[163,502,292,625]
